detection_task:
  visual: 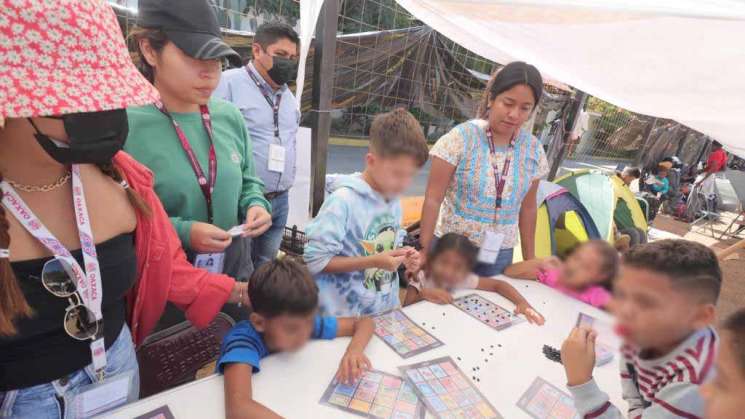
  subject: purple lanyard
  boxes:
[246,65,283,142]
[486,127,516,211]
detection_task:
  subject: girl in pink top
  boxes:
[404,233,545,325]
[505,240,619,309]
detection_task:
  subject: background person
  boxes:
[419,62,549,276]
[214,23,301,268]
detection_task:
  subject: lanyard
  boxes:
[246,64,283,142]
[1,166,107,375]
[486,127,516,212]
[156,103,217,223]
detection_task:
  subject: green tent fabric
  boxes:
[555,170,648,243]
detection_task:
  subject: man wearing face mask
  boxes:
[214,23,301,268]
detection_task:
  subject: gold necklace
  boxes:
[6,172,72,193]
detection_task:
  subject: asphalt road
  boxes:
[325,144,623,198]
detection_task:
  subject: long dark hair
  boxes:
[427,233,479,272]
[477,61,543,119]
[129,27,169,84]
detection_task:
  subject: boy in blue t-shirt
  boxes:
[217,258,374,418]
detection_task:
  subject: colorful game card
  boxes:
[517,377,579,419]
[399,356,502,419]
[576,313,616,366]
[453,294,523,331]
[373,309,444,358]
[320,369,426,419]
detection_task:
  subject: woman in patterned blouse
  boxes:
[419,62,549,277]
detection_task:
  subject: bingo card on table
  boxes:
[453,294,523,331]
[373,309,444,358]
[399,356,502,419]
[320,369,426,419]
[517,377,579,419]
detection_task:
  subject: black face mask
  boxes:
[267,55,298,86]
[30,109,129,165]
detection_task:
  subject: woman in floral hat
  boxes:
[0,2,249,417]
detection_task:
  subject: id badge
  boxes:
[268,144,286,173]
[478,231,504,264]
[66,370,134,418]
[194,252,226,274]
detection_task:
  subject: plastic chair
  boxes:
[136,313,235,398]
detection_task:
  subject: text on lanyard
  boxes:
[486,127,516,212]
[155,103,218,223]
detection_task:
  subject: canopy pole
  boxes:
[548,90,587,180]
[634,117,659,167]
[309,0,339,216]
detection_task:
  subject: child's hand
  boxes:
[336,349,372,385]
[402,248,420,273]
[539,256,562,272]
[561,327,597,387]
[514,302,545,325]
[421,288,453,304]
[374,249,408,271]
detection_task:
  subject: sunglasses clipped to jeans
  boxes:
[32,256,103,341]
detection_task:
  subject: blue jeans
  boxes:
[474,247,514,277]
[0,326,139,419]
[251,191,289,268]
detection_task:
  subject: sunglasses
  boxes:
[31,257,102,341]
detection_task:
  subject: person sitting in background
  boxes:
[561,240,721,418]
[700,308,745,419]
[217,258,374,419]
[504,240,619,310]
[213,23,301,269]
[304,109,428,316]
[404,233,545,325]
[613,167,647,246]
[642,161,671,222]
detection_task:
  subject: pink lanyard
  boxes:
[1,165,107,374]
[155,102,217,223]
[486,127,516,211]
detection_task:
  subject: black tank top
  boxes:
[0,233,137,390]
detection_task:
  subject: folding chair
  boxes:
[136,313,235,398]
[719,170,745,239]
[690,187,721,238]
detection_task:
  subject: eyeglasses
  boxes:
[32,256,102,341]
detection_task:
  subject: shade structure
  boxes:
[394,0,745,156]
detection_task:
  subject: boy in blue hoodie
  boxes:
[304,108,430,316]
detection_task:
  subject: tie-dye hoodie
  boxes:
[304,174,404,316]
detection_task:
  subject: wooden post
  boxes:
[309,0,339,216]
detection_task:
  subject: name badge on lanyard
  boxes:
[246,65,286,174]
[1,166,109,376]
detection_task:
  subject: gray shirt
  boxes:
[213,63,300,193]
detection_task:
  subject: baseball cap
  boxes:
[137,0,240,66]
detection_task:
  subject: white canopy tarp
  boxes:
[394,0,745,156]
